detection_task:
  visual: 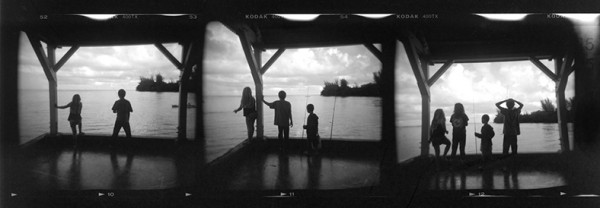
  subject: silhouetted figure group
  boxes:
[429,98,523,161]
[234,87,320,154]
[57,89,134,148]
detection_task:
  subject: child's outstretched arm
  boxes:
[56,103,70,109]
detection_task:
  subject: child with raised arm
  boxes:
[475,114,495,162]
[303,104,319,155]
[450,103,469,158]
[496,98,523,155]
[430,109,451,159]
[56,94,84,146]
[112,89,133,140]
[263,90,293,151]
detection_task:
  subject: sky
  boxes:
[18,21,575,124]
[395,43,575,126]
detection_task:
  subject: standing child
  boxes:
[430,109,451,159]
[496,98,523,155]
[112,89,133,140]
[303,104,319,155]
[56,94,84,146]
[475,114,495,162]
[263,90,293,151]
[450,103,469,157]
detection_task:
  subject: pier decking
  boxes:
[9,135,382,192]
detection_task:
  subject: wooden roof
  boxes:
[16,0,581,62]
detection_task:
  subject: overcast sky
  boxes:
[18,21,574,124]
[395,43,575,126]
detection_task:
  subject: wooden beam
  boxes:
[177,41,198,141]
[239,30,264,140]
[260,48,285,75]
[54,46,79,72]
[427,60,454,86]
[363,43,382,62]
[155,43,183,69]
[530,56,558,82]
[254,49,264,140]
[182,42,195,69]
[27,33,56,82]
[402,36,431,157]
[555,55,571,152]
[380,39,397,165]
[403,38,430,98]
[238,30,263,86]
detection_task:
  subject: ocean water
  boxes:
[19,90,196,143]
[20,90,568,163]
[204,95,382,160]
[19,90,381,162]
[397,123,574,162]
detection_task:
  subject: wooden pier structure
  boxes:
[1,0,599,207]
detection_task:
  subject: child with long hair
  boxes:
[450,103,469,157]
[430,109,451,159]
[56,94,84,146]
[234,87,257,140]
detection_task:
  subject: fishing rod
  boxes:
[473,92,477,156]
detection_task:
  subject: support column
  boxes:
[178,64,192,141]
[420,65,430,157]
[403,36,431,157]
[47,45,58,135]
[381,39,397,165]
[239,30,264,140]
[556,56,572,152]
[178,41,197,141]
[254,49,264,140]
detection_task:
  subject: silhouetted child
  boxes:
[430,109,451,159]
[56,94,83,146]
[303,104,319,155]
[450,103,469,157]
[112,89,133,139]
[263,91,293,151]
[475,114,495,162]
[496,98,523,155]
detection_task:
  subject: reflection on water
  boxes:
[430,169,565,190]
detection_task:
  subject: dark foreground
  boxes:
[6,134,600,207]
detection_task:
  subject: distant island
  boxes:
[493,98,574,123]
[320,71,381,97]
[136,74,195,92]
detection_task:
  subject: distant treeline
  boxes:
[136,74,195,92]
[493,98,574,123]
[320,71,381,97]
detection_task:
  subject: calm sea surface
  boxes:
[19,90,381,161]
[397,123,574,162]
[19,90,568,163]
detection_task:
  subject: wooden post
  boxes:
[556,56,572,152]
[403,36,431,157]
[381,39,397,165]
[178,42,195,141]
[238,30,264,140]
[47,45,58,136]
[254,49,264,140]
